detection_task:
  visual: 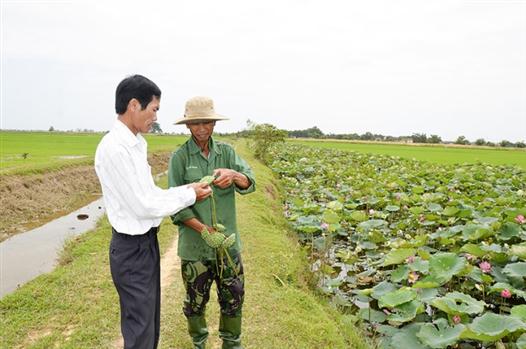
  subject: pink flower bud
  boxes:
[369,209,375,215]
[515,214,526,224]
[501,289,512,298]
[465,253,476,261]
[405,255,415,263]
[320,222,329,230]
[479,261,492,273]
[452,315,461,324]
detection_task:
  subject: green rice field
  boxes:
[2,132,525,175]
[0,131,188,175]
[291,139,526,169]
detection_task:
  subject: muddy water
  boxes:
[0,198,105,297]
[0,171,168,298]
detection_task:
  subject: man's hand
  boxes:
[213,168,251,189]
[188,182,212,201]
[212,168,236,188]
[212,168,251,189]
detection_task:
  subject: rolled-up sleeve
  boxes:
[231,151,256,195]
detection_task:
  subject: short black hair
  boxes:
[115,75,161,114]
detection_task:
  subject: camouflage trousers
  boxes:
[181,253,244,317]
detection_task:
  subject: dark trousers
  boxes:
[110,226,161,349]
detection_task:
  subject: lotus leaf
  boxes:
[430,291,485,315]
[417,323,465,348]
[378,288,417,308]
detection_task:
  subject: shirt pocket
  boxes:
[214,185,234,197]
[183,168,203,183]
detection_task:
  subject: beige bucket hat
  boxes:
[174,96,229,125]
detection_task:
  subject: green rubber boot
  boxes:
[219,314,242,349]
[187,315,208,349]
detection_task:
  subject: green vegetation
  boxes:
[268,143,526,348]
[247,122,287,162]
[291,139,526,169]
[0,142,369,348]
[0,131,187,175]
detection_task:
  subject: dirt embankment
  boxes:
[0,152,171,242]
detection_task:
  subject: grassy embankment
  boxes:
[0,141,370,349]
[291,138,526,169]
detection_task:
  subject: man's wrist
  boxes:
[233,171,243,184]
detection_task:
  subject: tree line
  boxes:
[43,122,526,148]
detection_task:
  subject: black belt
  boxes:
[111,226,159,242]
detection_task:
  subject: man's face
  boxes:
[131,96,160,134]
[186,121,215,143]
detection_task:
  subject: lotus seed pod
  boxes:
[201,228,225,248]
[199,175,216,185]
[221,234,235,249]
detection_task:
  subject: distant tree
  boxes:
[49,126,54,132]
[411,133,428,143]
[151,122,163,134]
[428,134,442,144]
[360,132,374,141]
[455,136,469,145]
[474,138,486,146]
[486,141,496,147]
[499,140,513,148]
[308,126,324,138]
[249,123,287,162]
[516,141,526,148]
[288,126,324,138]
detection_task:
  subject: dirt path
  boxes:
[112,235,221,349]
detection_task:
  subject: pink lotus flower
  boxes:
[320,222,329,230]
[465,253,476,261]
[452,315,461,324]
[515,214,526,224]
[501,289,512,298]
[408,272,419,284]
[479,261,492,273]
[405,255,416,264]
[369,209,375,215]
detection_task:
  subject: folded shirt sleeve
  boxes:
[231,150,256,195]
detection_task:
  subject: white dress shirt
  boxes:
[94,120,196,235]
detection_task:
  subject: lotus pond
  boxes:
[268,143,526,348]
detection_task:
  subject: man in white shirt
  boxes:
[95,75,212,349]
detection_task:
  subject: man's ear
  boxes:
[127,98,140,112]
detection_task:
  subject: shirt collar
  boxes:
[113,119,142,148]
[188,136,221,155]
